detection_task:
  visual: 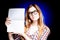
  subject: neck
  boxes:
[32,20,38,26]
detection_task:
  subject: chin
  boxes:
[33,18,39,21]
[33,19,38,21]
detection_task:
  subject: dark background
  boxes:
[0,0,59,40]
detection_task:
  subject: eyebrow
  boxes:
[29,10,37,13]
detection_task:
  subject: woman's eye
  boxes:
[34,12,37,15]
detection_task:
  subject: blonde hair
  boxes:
[25,4,44,28]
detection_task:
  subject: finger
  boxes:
[6,17,11,21]
[5,21,11,26]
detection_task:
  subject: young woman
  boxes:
[5,4,50,40]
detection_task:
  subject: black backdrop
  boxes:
[0,0,59,40]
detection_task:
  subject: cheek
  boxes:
[33,14,40,20]
[37,14,39,18]
[29,15,33,20]
[34,13,39,18]
[35,14,39,19]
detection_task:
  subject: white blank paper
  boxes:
[7,8,25,33]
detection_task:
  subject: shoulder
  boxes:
[43,25,50,34]
[42,25,50,38]
[40,25,50,40]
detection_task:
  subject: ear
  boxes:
[29,19,31,22]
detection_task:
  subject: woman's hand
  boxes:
[5,17,11,27]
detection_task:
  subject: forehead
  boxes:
[28,6,36,12]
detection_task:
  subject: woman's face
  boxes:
[28,6,39,21]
